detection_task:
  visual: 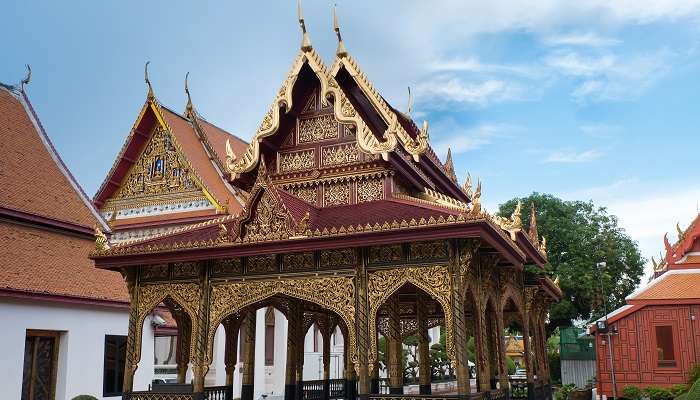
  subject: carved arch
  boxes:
[131,283,200,374]
[367,265,453,368]
[207,276,356,366]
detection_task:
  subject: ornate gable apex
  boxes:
[225,44,398,182]
[664,213,700,266]
[235,159,302,242]
[94,96,226,221]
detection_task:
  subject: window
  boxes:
[655,325,676,367]
[264,307,275,366]
[22,330,59,400]
[103,335,127,397]
[154,335,177,365]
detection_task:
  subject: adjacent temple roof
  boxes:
[651,212,700,277]
[92,69,248,241]
[0,81,127,304]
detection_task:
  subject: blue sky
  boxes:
[2,1,700,278]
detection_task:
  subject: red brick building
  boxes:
[592,215,700,397]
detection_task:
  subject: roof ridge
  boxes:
[3,86,109,232]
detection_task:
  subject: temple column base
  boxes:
[389,387,403,395]
[285,384,297,400]
[345,378,356,400]
[419,384,432,395]
[241,384,254,400]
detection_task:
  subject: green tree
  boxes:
[498,193,644,330]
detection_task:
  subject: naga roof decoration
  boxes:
[443,148,458,184]
[654,213,700,276]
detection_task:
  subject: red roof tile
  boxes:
[0,87,103,228]
[631,271,700,301]
[0,221,128,302]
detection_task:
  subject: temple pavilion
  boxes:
[91,6,561,400]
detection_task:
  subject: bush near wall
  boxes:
[71,396,98,400]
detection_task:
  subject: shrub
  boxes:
[689,364,700,386]
[71,396,98,400]
[506,356,516,375]
[643,385,674,400]
[670,384,689,398]
[555,384,576,400]
[623,385,643,400]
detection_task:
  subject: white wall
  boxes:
[0,297,153,400]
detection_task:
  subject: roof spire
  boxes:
[406,86,413,115]
[185,71,193,116]
[297,0,312,51]
[443,148,457,183]
[528,203,539,243]
[144,61,154,100]
[333,5,347,57]
[20,64,31,91]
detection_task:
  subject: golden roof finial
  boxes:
[443,148,457,183]
[20,64,31,91]
[333,5,347,58]
[94,225,110,251]
[463,172,473,198]
[528,202,539,243]
[297,0,312,51]
[144,61,154,100]
[185,72,193,116]
[676,222,685,240]
[406,86,413,115]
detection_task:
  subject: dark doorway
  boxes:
[22,330,59,400]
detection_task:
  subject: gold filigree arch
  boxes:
[367,265,453,368]
[207,276,356,365]
[500,284,524,317]
[133,283,200,370]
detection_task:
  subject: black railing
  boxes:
[329,378,346,399]
[369,395,461,400]
[302,379,325,400]
[204,385,232,400]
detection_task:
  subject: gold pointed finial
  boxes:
[297,0,312,51]
[463,172,473,198]
[511,200,523,229]
[144,61,154,100]
[333,5,347,57]
[470,177,482,215]
[676,222,685,240]
[94,225,110,251]
[185,72,193,116]
[21,64,31,91]
[443,148,457,183]
[406,86,413,115]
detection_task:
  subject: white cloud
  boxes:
[427,57,539,77]
[544,49,672,100]
[542,148,605,163]
[431,123,515,155]
[544,32,621,47]
[415,76,525,107]
[580,124,620,138]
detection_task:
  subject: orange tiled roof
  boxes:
[0,221,128,302]
[0,87,103,228]
[0,85,126,303]
[631,271,700,301]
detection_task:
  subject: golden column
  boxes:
[475,302,492,392]
[321,316,332,400]
[223,317,240,387]
[496,307,510,390]
[174,311,192,384]
[416,293,432,395]
[295,308,306,400]
[285,300,300,400]
[354,252,371,398]
[121,269,139,394]
[240,309,257,400]
[386,293,404,394]
[449,239,476,398]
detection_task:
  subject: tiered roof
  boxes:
[91,8,553,306]
[651,213,700,277]
[0,82,127,304]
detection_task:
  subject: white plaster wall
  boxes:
[0,298,154,400]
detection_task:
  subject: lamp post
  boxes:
[596,261,617,400]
